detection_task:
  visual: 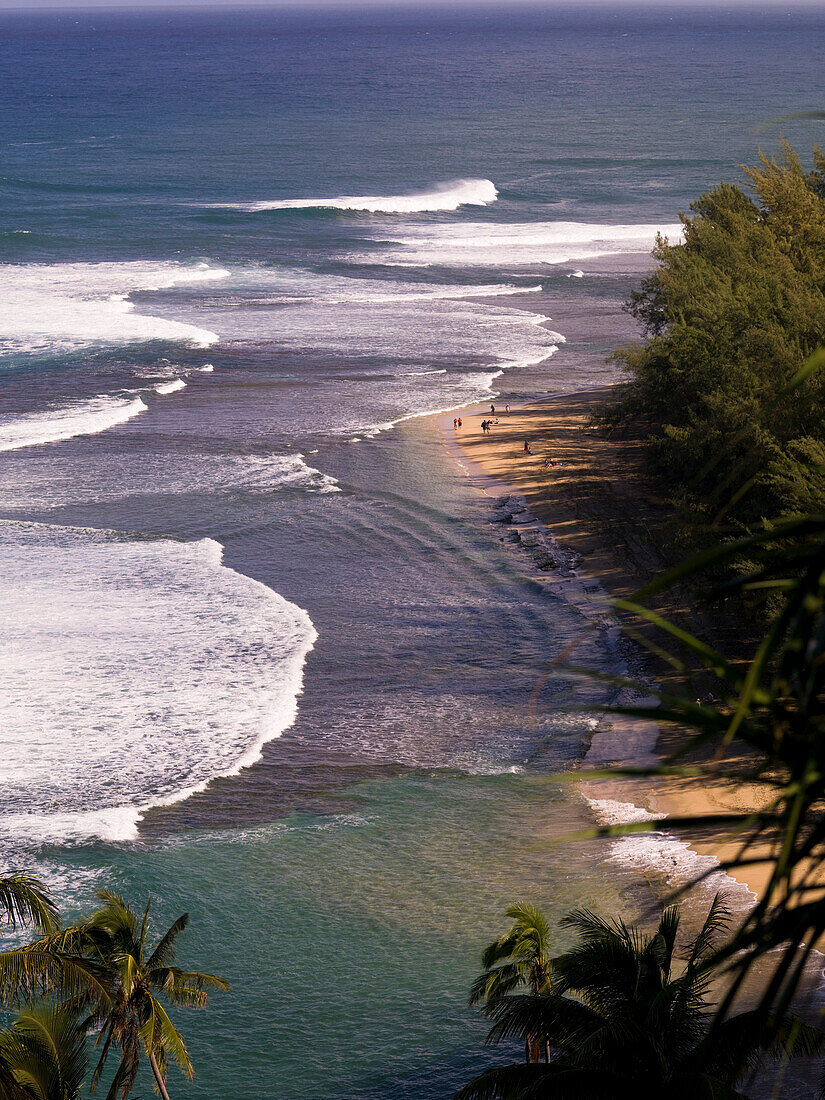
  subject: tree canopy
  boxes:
[615,142,825,526]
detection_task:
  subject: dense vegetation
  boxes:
[457,898,822,1099]
[614,142,825,527]
[0,874,226,1100]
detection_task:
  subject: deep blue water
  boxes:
[1,6,824,1098]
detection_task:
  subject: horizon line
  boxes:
[4,0,825,11]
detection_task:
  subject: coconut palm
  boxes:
[0,1004,87,1100]
[60,891,229,1100]
[469,902,554,1063]
[456,895,825,1099]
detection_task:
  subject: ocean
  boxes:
[1,5,824,1096]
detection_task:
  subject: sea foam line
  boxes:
[154,379,187,395]
[348,341,560,442]
[203,178,498,214]
[0,395,148,453]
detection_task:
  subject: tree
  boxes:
[612,142,825,527]
[58,891,230,1100]
[0,888,228,1100]
[456,896,824,1099]
[469,903,554,1063]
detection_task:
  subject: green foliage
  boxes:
[458,898,824,1099]
[615,142,825,526]
[0,877,58,938]
[587,515,825,1058]
[0,1004,88,1100]
[0,888,228,1100]
[470,902,554,1007]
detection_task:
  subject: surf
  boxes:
[0,261,229,359]
[0,394,148,452]
[203,178,498,214]
[0,523,319,847]
[358,220,684,268]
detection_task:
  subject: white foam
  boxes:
[586,798,756,910]
[203,269,560,384]
[154,378,187,395]
[0,523,318,847]
[357,220,683,269]
[568,269,584,278]
[207,178,498,214]
[587,797,660,826]
[322,282,541,304]
[0,450,340,510]
[0,395,147,452]
[504,347,559,371]
[607,832,756,908]
[198,363,214,372]
[0,261,229,358]
[352,367,506,440]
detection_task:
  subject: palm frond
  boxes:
[146,915,189,971]
[0,948,111,1007]
[140,997,193,1079]
[0,1002,89,1100]
[0,874,59,936]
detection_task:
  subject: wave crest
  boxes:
[207,178,498,214]
[0,395,147,452]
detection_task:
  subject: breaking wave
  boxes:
[357,220,684,268]
[205,178,498,214]
[0,261,229,359]
[0,395,148,452]
[0,524,318,846]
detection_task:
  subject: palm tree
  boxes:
[0,1004,87,1100]
[63,891,229,1100]
[469,902,554,1063]
[457,895,824,1099]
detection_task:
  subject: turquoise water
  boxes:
[54,773,639,1099]
[2,5,825,1097]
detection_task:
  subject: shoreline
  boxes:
[435,388,774,905]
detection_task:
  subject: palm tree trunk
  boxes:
[148,1050,172,1100]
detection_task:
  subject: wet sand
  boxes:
[438,390,780,903]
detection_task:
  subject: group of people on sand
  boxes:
[481,417,499,433]
[452,417,463,429]
[522,440,566,467]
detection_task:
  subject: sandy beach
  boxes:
[439,390,780,904]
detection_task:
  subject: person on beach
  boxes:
[490,403,495,414]
[524,441,532,455]
[458,417,462,428]
[453,418,458,429]
[505,404,510,415]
